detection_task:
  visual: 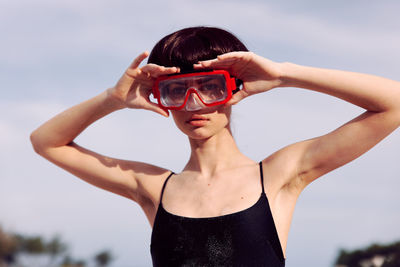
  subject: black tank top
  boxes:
[151,162,285,267]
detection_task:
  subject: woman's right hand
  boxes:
[31,51,179,204]
[108,51,179,117]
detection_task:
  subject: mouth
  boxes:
[186,115,209,126]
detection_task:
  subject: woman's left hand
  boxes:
[194,52,284,105]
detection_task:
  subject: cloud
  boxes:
[3,0,399,69]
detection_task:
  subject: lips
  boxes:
[186,115,209,126]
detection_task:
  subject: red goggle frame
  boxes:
[152,70,238,110]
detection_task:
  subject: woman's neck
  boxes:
[184,127,252,178]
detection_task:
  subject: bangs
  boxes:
[148,26,248,72]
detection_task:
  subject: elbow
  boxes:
[30,130,46,155]
[395,109,400,127]
[30,130,41,154]
[384,109,400,129]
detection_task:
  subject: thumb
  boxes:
[226,90,249,105]
[143,101,170,117]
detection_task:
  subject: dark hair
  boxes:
[148,26,248,71]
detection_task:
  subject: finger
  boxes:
[225,90,249,106]
[153,65,180,76]
[142,101,170,117]
[161,66,180,75]
[194,51,251,69]
[143,94,170,117]
[142,64,180,78]
[194,57,240,70]
[129,51,150,69]
[193,61,229,70]
[217,51,249,60]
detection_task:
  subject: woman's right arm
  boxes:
[30,52,179,202]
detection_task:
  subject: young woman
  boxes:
[30,26,400,266]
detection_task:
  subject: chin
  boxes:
[184,124,232,141]
[186,130,215,140]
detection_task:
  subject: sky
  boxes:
[1,0,400,266]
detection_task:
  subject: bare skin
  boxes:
[30,51,400,259]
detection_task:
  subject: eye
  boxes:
[199,83,226,100]
[168,86,187,98]
[199,83,219,92]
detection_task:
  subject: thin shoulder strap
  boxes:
[259,162,266,194]
[159,171,174,204]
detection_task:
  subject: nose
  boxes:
[184,91,205,111]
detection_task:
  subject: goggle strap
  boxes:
[230,77,242,94]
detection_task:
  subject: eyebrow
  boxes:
[167,80,186,86]
[192,75,223,84]
[199,77,215,83]
[167,75,221,86]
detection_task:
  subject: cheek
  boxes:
[171,111,188,133]
[220,106,232,120]
[216,114,231,131]
[215,105,231,126]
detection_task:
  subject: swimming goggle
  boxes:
[152,70,240,111]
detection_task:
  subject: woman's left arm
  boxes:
[196,52,400,188]
[279,62,400,186]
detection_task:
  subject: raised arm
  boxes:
[30,52,179,202]
[195,52,400,190]
[278,63,400,186]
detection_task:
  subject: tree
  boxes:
[0,225,114,267]
[61,255,86,267]
[46,235,67,266]
[0,226,17,265]
[17,235,45,254]
[94,250,113,267]
[335,241,400,267]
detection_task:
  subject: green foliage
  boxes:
[61,255,87,267]
[16,234,46,254]
[94,250,113,266]
[335,241,400,267]
[0,225,114,267]
[47,235,68,256]
[0,226,17,263]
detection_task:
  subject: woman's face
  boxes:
[170,101,232,140]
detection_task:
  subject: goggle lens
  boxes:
[153,70,237,110]
[159,74,228,107]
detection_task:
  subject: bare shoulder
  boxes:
[261,141,308,198]
[131,164,173,226]
[133,164,173,206]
